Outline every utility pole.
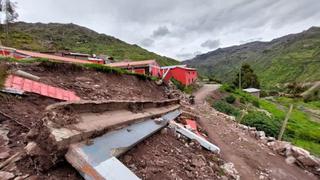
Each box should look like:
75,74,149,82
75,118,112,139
278,104,293,141
239,65,242,89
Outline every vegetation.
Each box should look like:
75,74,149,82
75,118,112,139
215,85,320,156
185,27,320,89
0,63,8,89
212,100,240,117
0,22,179,66
242,111,281,138
233,64,260,89
225,95,236,104
170,78,197,94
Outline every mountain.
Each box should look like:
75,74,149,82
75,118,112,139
0,22,179,66
184,27,320,88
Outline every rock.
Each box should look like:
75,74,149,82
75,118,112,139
0,151,10,159
238,124,249,130
296,155,320,167
285,156,296,165
256,131,266,139
266,137,276,142
0,171,15,180
160,128,168,134
268,141,291,155
220,162,240,180
24,142,46,156
248,127,256,131
229,116,236,121
191,155,206,167
291,146,310,158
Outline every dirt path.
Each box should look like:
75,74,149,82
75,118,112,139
193,84,220,104
189,85,317,180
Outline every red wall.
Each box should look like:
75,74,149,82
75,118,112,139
133,68,146,75
163,67,197,86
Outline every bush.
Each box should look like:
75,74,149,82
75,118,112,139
0,64,8,89
212,100,240,117
242,111,280,137
220,84,235,93
225,95,236,104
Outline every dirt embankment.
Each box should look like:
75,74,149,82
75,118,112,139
0,61,170,179
120,130,230,180
8,62,168,101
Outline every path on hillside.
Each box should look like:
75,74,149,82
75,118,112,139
188,84,317,180
193,84,220,104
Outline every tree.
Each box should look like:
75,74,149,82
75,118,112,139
0,0,18,43
233,63,260,89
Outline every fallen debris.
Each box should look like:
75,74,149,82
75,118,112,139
66,110,180,179
169,121,220,153
120,131,230,179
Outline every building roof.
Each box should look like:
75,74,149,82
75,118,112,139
160,65,187,69
16,49,92,64
243,88,261,93
107,60,158,68
175,66,197,71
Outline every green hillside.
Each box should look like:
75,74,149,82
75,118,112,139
184,27,320,89
0,22,179,66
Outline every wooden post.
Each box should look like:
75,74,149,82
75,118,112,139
278,104,293,141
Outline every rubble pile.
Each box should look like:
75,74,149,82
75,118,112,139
235,123,320,176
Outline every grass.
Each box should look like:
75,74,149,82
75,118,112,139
217,85,320,156
1,22,180,66
0,64,8,89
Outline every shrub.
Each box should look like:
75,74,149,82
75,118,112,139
220,84,235,93
242,111,280,137
212,100,240,117
0,64,8,89
225,95,236,104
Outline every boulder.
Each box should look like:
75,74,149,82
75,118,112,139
221,162,240,180
267,141,291,155
291,146,310,158
256,131,266,139
285,156,296,165
296,155,320,168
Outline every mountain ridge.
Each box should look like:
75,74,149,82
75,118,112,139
0,22,179,66
184,26,320,88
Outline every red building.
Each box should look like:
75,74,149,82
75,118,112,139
107,60,160,76
162,66,197,86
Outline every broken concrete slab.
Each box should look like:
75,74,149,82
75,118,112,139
169,121,220,153
66,110,180,180
46,99,180,150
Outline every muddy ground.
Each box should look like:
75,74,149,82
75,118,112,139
120,130,230,180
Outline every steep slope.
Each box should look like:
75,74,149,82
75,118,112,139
0,22,179,66
185,27,320,88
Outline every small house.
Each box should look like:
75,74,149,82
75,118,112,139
243,88,261,98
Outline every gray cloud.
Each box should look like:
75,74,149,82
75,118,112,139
152,26,170,38
201,39,220,49
15,0,320,60
140,38,154,47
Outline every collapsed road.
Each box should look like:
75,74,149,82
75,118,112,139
0,60,229,179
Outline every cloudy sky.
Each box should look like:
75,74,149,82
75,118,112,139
15,0,320,60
